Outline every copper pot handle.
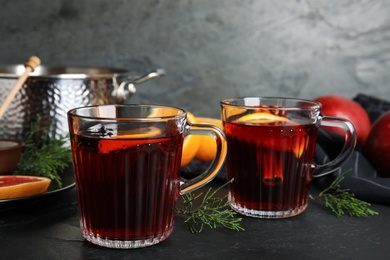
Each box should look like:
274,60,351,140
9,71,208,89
112,69,166,103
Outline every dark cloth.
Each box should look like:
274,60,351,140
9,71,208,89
354,93,390,123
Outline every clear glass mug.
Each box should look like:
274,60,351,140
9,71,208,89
67,104,227,248
220,97,356,219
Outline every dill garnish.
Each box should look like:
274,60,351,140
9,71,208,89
310,169,379,217
176,179,244,233
15,119,72,187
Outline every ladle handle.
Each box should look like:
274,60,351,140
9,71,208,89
0,56,41,119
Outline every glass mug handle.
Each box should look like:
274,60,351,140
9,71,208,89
180,123,227,195
312,116,357,178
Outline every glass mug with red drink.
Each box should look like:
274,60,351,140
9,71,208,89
67,104,227,249
220,97,356,219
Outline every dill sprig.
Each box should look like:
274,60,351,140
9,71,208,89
176,179,244,233
15,119,72,187
310,169,379,217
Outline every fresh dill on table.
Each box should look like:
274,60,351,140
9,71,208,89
310,169,379,217
15,119,72,188
175,179,244,233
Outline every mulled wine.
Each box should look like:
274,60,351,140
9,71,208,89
224,119,318,217
71,127,183,246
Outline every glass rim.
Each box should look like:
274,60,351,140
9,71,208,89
220,97,322,110
67,104,187,121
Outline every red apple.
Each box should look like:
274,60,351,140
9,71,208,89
364,111,390,177
315,95,371,145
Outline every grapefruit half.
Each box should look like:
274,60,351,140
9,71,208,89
0,175,51,200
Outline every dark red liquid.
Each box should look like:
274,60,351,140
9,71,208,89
71,132,183,242
224,120,318,214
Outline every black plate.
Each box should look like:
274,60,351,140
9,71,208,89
0,167,75,209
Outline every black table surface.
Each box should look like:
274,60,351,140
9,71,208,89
1,181,389,260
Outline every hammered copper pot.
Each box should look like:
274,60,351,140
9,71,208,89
0,66,164,139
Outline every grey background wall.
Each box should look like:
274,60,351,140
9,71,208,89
0,0,389,118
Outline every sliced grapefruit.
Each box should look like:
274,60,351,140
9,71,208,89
0,175,51,200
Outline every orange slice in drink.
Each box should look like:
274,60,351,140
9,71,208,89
98,127,163,154
113,127,163,139
234,112,307,158
235,112,290,125
0,175,51,200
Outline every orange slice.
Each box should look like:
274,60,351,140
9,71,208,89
234,112,307,158
147,107,183,118
0,175,51,200
195,117,224,163
181,112,200,167
235,112,290,124
98,127,163,154
113,127,162,139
